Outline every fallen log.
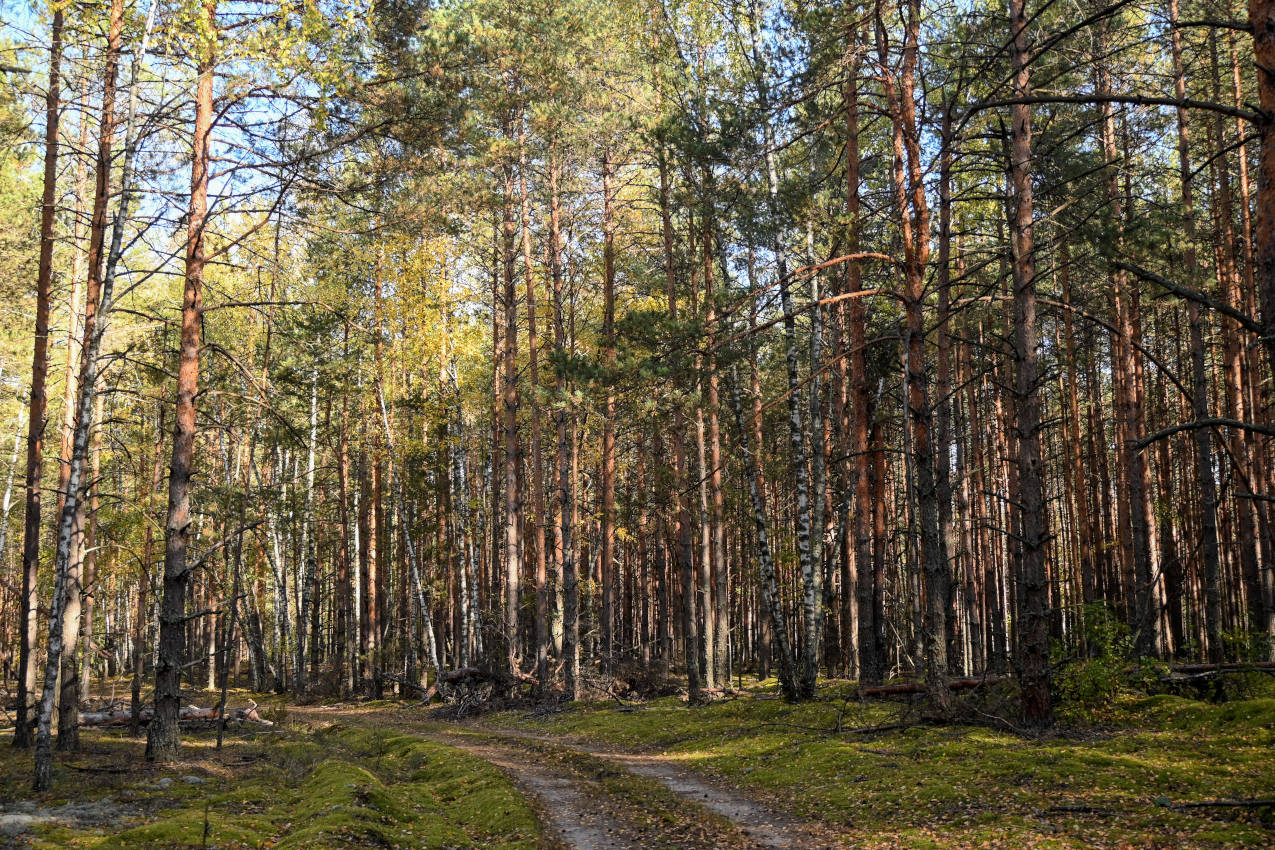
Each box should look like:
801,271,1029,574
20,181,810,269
77,702,272,728
440,666,484,684
1168,661,1275,675
859,676,1008,697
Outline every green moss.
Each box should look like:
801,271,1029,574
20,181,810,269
107,807,273,849
491,688,1275,848
0,719,540,849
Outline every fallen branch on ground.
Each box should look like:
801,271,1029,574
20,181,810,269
1168,661,1275,674
1159,798,1275,810
859,676,1008,697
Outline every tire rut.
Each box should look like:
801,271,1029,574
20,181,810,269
421,728,652,850
291,705,756,849
475,725,841,849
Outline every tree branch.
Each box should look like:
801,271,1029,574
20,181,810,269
1115,261,1265,335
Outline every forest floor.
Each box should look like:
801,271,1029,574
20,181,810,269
479,680,1275,848
0,680,1272,848
0,690,541,849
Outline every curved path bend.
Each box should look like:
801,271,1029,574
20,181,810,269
291,705,841,849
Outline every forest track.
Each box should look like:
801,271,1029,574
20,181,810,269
290,705,841,848
467,723,840,849
414,727,650,850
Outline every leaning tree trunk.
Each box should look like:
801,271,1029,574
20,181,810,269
15,2,62,752
146,0,213,763
377,385,443,684
34,0,157,790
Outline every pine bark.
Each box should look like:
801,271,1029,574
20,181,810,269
1007,0,1052,725
15,2,63,752
146,0,214,762
36,0,156,789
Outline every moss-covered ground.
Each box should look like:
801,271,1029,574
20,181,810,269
488,681,1275,848
291,704,759,847
0,692,540,849
5,679,1272,848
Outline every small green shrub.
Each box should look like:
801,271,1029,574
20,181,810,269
1223,628,1272,663
1054,603,1167,722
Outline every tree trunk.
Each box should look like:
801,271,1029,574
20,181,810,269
729,368,798,698
879,0,947,707
35,0,157,789
549,143,578,699
293,372,317,694
1169,0,1224,662
601,149,618,675
762,105,819,701
336,331,353,692
1006,0,1052,726
145,0,213,763
518,117,550,689
501,164,523,678
15,2,63,752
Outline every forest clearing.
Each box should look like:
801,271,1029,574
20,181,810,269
1,0,1275,845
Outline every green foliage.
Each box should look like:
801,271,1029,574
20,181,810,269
1223,629,1273,664
1053,604,1168,723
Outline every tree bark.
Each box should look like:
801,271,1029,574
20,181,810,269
15,1,63,752
549,142,578,699
1170,0,1225,662
1006,0,1052,726
879,0,948,707
729,367,797,698
501,162,523,678
601,149,618,675
146,0,214,763
658,147,701,699
518,117,550,689
35,0,157,789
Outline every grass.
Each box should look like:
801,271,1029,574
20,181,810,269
0,693,541,849
488,679,1275,848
